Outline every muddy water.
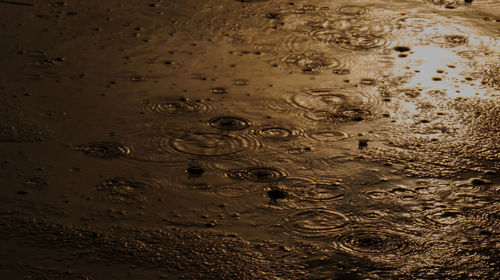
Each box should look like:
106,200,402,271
0,0,498,279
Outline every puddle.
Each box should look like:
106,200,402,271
0,0,498,279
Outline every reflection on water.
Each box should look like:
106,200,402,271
0,0,498,279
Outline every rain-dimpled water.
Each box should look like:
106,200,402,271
0,0,498,279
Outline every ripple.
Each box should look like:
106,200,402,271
40,110,67,119
127,126,258,162
291,4,319,15
24,177,48,188
253,125,300,142
258,97,344,122
212,183,255,199
210,87,229,94
335,5,367,16
205,157,262,173
236,0,269,2
208,116,251,130
283,52,340,74
291,92,348,111
308,130,349,142
170,132,250,157
308,18,392,50
421,208,469,227
326,106,374,122
394,16,437,34
285,209,349,239
288,180,349,203
225,167,287,182
334,33,387,50
353,209,388,223
449,192,494,209
359,189,389,200
335,229,409,256
141,97,211,115
232,79,249,86
427,0,461,8
76,141,132,159
304,88,343,96
125,136,184,164
267,178,349,210
97,177,147,204
430,35,468,47
293,87,381,123
332,68,350,75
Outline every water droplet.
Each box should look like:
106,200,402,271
142,98,211,115
285,209,349,239
309,130,349,142
210,87,228,94
170,132,247,157
336,229,409,255
209,116,251,130
76,142,132,159
226,167,287,182
186,166,204,176
393,46,411,52
213,184,254,198
267,189,289,201
254,126,299,141
336,5,367,16
97,177,147,204
232,79,249,86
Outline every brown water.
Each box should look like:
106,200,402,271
0,0,499,279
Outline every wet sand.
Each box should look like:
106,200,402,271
0,0,499,279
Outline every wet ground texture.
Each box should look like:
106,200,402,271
0,0,499,279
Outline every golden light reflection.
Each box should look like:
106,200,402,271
393,45,489,99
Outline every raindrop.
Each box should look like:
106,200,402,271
210,87,228,94
267,189,289,203
393,46,411,52
213,184,255,199
291,92,348,111
232,79,249,86
265,12,282,20
360,78,376,85
469,178,492,186
353,209,388,223
285,209,349,239
336,229,409,255
41,110,67,119
335,5,367,16
309,130,349,142
288,180,348,203
334,33,387,51
421,208,469,227
97,177,147,204
205,157,262,173
208,116,251,131
359,189,388,200
186,166,204,176
254,126,299,141
236,0,269,2
308,18,392,51
226,167,287,182
24,177,47,188
170,132,248,157
76,141,132,159
283,52,340,74
430,34,468,47
332,69,350,75
142,98,211,115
